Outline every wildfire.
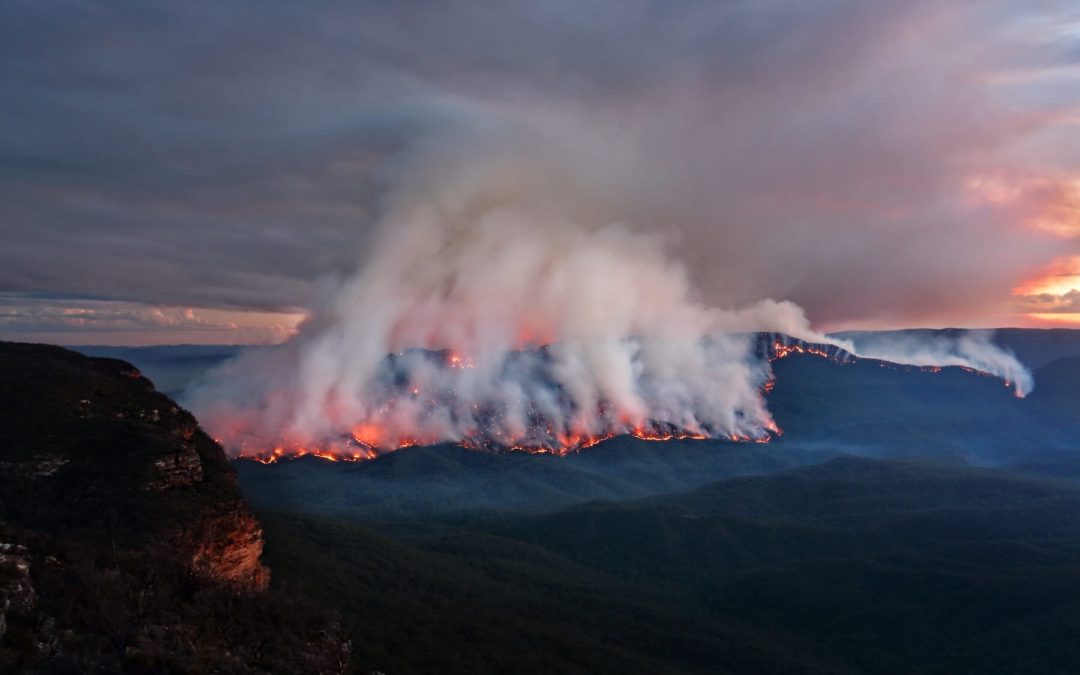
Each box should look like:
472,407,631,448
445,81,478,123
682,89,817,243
234,335,849,465
350,423,385,449
235,418,774,464
630,426,707,443
446,351,476,369
768,338,844,362
238,439,380,465
771,336,1024,394
233,333,1020,465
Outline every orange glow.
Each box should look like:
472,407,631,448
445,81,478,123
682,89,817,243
350,423,385,448
236,422,760,464
1027,312,1080,325
238,439,380,464
1013,256,1080,296
1016,278,1079,296
446,351,476,369
630,426,708,442
768,338,845,363
1013,256,1080,326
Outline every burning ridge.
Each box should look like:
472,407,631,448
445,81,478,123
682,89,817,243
763,332,1025,381
239,344,738,464
235,333,981,465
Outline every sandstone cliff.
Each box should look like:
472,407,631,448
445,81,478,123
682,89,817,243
0,342,348,672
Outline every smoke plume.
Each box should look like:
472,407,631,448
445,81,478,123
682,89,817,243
840,331,1033,397
187,123,1032,458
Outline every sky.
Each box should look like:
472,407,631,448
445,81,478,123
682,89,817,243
2,0,1079,346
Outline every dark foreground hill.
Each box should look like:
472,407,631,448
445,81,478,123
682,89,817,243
0,342,349,673
261,456,1080,675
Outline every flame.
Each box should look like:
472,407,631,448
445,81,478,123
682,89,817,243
630,426,707,443
233,334,1015,464
236,421,768,464
233,337,820,464
769,339,838,362
446,351,476,369
350,423,384,449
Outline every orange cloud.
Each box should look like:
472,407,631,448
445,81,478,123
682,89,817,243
1014,256,1080,296
0,295,308,346
1013,256,1080,325
1026,312,1080,325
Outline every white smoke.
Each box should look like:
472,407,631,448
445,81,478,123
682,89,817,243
186,122,1032,457
840,331,1033,397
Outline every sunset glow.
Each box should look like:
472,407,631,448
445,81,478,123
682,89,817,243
1027,313,1080,325
1012,255,1080,325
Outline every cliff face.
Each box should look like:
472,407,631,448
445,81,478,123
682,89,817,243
0,342,347,672
0,341,270,591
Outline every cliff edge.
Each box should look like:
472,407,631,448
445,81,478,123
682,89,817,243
0,342,348,672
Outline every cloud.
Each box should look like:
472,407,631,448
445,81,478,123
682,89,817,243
1,0,1079,339
0,293,302,345
1016,289,1080,313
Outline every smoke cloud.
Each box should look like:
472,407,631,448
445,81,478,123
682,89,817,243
187,128,1032,457
840,331,1033,396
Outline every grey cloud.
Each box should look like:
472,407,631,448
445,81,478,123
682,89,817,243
0,293,299,345
1016,289,1080,313
1,0,1078,338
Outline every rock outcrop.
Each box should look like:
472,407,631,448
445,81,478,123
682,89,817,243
0,543,34,643
0,342,348,672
